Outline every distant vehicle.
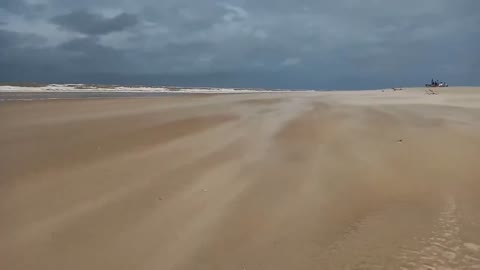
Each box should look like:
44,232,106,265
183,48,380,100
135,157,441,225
426,79,448,87
425,82,448,87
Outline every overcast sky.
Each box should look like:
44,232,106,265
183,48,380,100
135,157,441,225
1,0,479,89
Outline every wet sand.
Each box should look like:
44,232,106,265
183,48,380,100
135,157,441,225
1,87,480,270
0,91,188,101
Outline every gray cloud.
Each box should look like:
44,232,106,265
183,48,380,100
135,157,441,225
0,29,46,49
52,36,138,76
0,0,479,89
0,0,28,13
0,0,48,18
51,10,139,35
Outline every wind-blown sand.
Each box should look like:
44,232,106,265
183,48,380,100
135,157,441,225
1,87,480,270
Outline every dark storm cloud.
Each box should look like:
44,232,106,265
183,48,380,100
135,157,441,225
51,10,139,35
0,0,479,88
0,0,47,17
53,37,135,75
0,0,28,13
0,29,46,49
59,36,113,53
60,37,125,65
0,29,67,83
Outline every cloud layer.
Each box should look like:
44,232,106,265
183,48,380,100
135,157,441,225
1,0,479,89
51,10,139,35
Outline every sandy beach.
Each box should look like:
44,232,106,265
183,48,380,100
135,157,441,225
1,87,480,270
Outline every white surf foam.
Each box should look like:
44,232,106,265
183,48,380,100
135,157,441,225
0,84,309,94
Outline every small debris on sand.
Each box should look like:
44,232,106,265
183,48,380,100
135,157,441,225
464,243,480,252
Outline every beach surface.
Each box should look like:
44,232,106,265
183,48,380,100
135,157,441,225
1,87,480,270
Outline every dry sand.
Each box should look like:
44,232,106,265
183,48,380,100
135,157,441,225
1,87,480,270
